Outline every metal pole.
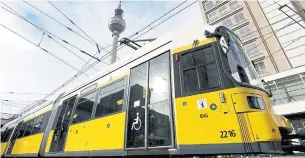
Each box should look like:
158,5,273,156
273,81,284,104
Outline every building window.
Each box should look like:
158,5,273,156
239,26,251,37
234,12,245,23
219,4,227,15
247,96,265,110
222,18,233,27
254,61,267,75
229,1,239,9
207,10,217,22
244,42,258,56
204,1,214,11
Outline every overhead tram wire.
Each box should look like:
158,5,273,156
245,15,304,61
47,1,108,53
66,0,190,72
0,4,102,73
0,92,48,95
0,24,90,77
23,1,92,45
24,1,197,109
0,2,101,62
68,0,191,74
0,99,38,103
46,34,99,71
238,13,300,42
23,1,108,53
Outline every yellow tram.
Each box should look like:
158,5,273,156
0,24,295,157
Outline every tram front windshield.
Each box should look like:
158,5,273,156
225,31,259,84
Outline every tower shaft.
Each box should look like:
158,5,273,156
110,30,119,64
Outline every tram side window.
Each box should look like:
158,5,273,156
182,46,219,93
1,130,7,142
32,114,45,134
23,119,34,137
17,122,26,139
72,90,96,124
4,129,13,142
2,130,9,142
95,79,125,118
247,96,265,110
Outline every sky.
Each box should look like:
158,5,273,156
0,0,202,116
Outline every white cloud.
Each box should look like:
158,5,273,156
0,1,201,114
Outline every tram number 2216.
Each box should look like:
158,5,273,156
220,130,236,138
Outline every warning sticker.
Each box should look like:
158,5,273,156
197,99,207,109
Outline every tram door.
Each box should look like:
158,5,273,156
49,96,76,153
126,52,173,149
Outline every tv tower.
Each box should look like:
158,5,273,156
108,1,126,64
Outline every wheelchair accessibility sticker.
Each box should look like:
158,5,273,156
131,112,141,131
197,99,207,109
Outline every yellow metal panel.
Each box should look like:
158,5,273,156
64,121,87,152
248,112,282,142
86,112,125,151
174,89,243,145
231,89,283,143
45,130,54,152
172,38,216,54
11,133,44,155
1,142,7,155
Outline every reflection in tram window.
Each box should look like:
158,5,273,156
148,53,171,147
127,62,147,148
95,79,125,118
72,91,96,124
17,122,26,138
31,114,45,134
23,120,33,137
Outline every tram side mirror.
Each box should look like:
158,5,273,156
261,79,273,98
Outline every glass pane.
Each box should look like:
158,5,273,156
50,101,68,152
126,62,147,148
257,97,265,110
95,79,126,118
148,53,171,147
183,68,198,93
198,63,219,90
1,131,7,142
182,53,194,68
72,91,96,124
247,96,260,109
100,79,125,94
95,89,124,118
193,47,215,65
17,122,26,139
4,129,13,142
56,96,77,152
23,120,33,137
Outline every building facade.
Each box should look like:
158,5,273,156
199,0,305,77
